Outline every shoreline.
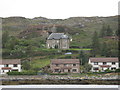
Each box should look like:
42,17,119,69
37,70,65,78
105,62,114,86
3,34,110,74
1,78,120,85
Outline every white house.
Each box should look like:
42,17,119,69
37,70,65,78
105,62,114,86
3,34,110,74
0,59,22,74
89,57,119,72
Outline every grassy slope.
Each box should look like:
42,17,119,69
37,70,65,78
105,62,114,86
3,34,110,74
2,16,118,51
31,59,50,69
2,16,118,68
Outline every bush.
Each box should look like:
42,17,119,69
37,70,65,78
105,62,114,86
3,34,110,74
7,71,21,75
92,72,106,74
7,71,37,75
115,68,120,72
105,69,113,73
49,73,68,75
87,71,112,75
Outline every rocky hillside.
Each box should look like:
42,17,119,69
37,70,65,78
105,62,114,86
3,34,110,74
2,16,118,47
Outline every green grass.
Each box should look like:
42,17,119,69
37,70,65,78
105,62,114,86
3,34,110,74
57,54,79,59
31,59,50,69
69,48,92,51
71,72,119,78
70,34,92,47
34,48,59,52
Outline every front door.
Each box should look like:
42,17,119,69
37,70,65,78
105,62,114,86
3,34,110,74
68,69,70,73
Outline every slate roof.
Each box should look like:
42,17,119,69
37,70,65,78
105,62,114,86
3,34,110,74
47,33,69,40
0,59,21,64
51,59,80,64
89,57,118,62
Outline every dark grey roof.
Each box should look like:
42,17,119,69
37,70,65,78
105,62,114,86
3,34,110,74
48,33,69,40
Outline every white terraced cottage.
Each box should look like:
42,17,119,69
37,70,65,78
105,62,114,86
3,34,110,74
0,59,22,74
89,57,119,72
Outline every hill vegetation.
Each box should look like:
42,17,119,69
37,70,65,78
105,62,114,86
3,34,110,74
2,16,118,73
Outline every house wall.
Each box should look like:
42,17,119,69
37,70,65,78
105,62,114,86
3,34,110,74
50,63,80,73
89,59,119,72
60,39,69,49
46,39,60,49
46,38,70,49
0,64,22,74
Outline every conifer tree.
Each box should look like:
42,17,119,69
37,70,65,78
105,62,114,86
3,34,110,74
100,42,108,56
79,51,88,65
2,31,9,48
79,51,84,65
106,25,113,36
115,29,118,36
99,25,106,37
91,31,100,56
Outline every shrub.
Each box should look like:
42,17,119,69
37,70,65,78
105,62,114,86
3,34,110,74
115,68,120,72
105,69,113,73
7,71,37,75
49,73,68,75
7,71,21,75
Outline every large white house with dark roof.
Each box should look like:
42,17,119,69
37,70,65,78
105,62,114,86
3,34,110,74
0,59,22,74
46,33,71,49
89,57,119,72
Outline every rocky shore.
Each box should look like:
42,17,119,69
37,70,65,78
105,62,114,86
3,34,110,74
0,75,119,80
1,75,120,85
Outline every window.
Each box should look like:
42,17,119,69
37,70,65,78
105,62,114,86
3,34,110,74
94,62,98,65
4,64,9,67
12,69,18,71
64,64,67,66
57,41,59,43
55,69,60,72
103,62,107,65
55,64,59,67
111,67,116,70
112,62,116,65
13,64,18,67
63,44,67,47
93,67,99,70
73,64,76,66
68,69,71,72
72,69,77,72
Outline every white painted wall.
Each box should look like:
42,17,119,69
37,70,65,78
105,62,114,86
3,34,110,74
89,59,119,72
0,64,22,74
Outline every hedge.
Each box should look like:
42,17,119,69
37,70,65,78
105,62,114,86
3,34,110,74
115,69,120,72
7,71,37,75
49,73,68,75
